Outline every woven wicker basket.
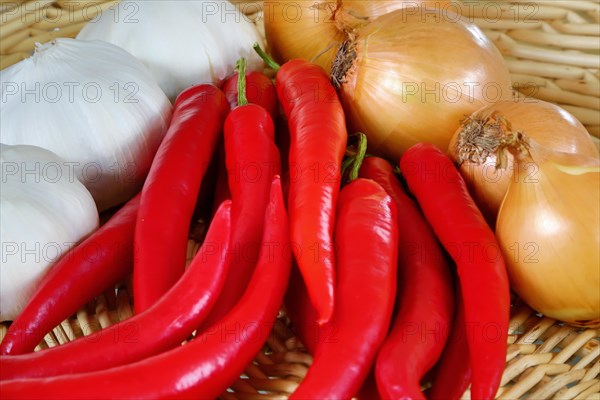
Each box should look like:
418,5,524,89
1,1,599,399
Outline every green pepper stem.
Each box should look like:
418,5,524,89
253,42,281,71
341,156,356,179
348,133,368,182
236,58,248,107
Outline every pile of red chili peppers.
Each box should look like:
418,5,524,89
0,47,510,400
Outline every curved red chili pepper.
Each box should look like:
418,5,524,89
0,177,290,399
255,44,347,324
212,70,278,216
0,201,232,381
133,84,229,313
0,194,140,356
358,156,455,399
204,59,282,324
290,178,397,399
429,289,472,400
400,143,509,399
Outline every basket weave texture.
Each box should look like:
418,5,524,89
0,1,599,399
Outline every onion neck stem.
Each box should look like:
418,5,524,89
331,39,357,90
456,112,532,169
253,43,280,71
236,58,248,107
497,131,531,169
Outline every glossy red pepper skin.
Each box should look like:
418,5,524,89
284,263,321,355
222,70,278,120
204,103,281,324
0,201,232,381
0,177,291,400
213,71,279,216
400,143,510,399
290,178,398,399
133,84,229,313
429,289,472,400
275,115,292,203
358,157,455,399
0,194,140,356
211,143,231,216
276,59,347,324
204,67,282,324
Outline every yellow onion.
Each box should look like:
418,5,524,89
333,7,513,160
495,135,600,327
448,99,599,225
264,0,450,73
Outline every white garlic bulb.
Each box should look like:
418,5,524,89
0,38,172,211
0,144,99,321
77,0,266,101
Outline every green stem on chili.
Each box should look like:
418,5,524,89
348,133,367,182
253,43,281,71
236,58,248,107
201,58,282,325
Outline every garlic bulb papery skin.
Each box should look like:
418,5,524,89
0,144,99,322
77,0,266,102
496,140,600,328
0,38,172,211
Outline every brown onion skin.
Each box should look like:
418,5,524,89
264,0,450,73
336,7,513,162
449,99,599,226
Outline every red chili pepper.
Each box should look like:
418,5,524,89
214,64,279,217
285,273,383,400
255,44,347,324
133,84,229,313
429,289,472,400
355,370,381,400
203,59,282,324
400,143,509,399
0,177,290,399
0,194,140,356
284,262,321,355
0,201,232,381
192,145,221,223
222,68,278,120
275,115,292,203
211,143,231,216
357,156,455,399
290,178,398,399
